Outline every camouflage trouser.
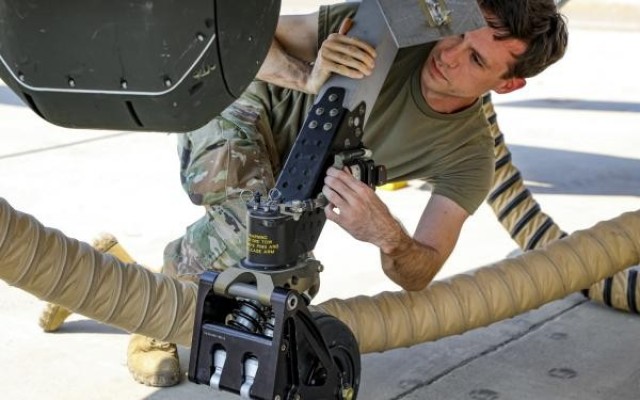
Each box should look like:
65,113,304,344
163,84,281,281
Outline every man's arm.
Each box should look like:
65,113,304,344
322,167,467,291
256,13,376,94
379,194,467,291
255,13,319,92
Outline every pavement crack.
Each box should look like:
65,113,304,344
389,297,589,400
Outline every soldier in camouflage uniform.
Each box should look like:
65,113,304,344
163,89,280,282
125,86,291,387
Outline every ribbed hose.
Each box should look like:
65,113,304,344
0,197,198,347
481,93,640,313
315,209,640,353
3,197,639,354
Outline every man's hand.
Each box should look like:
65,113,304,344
304,18,377,94
322,167,470,292
322,167,402,251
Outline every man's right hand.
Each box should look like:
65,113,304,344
304,18,377,94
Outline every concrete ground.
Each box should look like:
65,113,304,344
1,0,639,399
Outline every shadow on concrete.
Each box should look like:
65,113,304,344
51,319,127,335
417,145,640,197
0,85,24,107
496,98,640,113
509,145,640,196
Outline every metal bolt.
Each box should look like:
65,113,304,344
68,78,76,88
121,80,128,89
308,120,318,129
248,35,253,42
196,32,205,41
18,73,25,81
315,107,324,116
353,116,361,127
328,93,338,102
164,78,172,87
280,343,287,352
274,396,281,400
323,122,333,131
329,108,339,117
286,294,298,311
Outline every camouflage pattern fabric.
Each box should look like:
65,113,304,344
163,86,282,280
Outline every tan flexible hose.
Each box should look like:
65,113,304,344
315,209,640,353
482,93,640,314
0,197,198,346
2,197,639,353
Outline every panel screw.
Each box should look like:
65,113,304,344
68,78,76,88
308,120,318,129
121,80,128,89
323,122,333,131
164,78,172,87
328,93,338,102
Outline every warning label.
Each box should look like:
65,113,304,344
248,233,279,255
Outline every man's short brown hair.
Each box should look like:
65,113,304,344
478,0,569,78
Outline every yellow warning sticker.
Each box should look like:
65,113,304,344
248,233,280,255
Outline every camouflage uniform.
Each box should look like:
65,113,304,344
163,83,284,280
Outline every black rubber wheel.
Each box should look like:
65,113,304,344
310,312,361,399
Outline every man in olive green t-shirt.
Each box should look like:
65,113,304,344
176,0,568,292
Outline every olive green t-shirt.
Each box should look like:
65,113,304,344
246,2,494,215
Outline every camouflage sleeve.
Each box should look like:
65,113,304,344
177,89,279,206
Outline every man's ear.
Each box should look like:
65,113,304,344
493,77,526,94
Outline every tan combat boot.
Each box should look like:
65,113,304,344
39,303,73,332
127,334,181,387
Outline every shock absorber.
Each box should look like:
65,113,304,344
226,299,269,334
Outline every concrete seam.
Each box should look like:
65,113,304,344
0,132,131,160
389,297,589,400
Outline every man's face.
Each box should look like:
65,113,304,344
421,24,527,111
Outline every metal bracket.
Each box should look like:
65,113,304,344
422,0,452,27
